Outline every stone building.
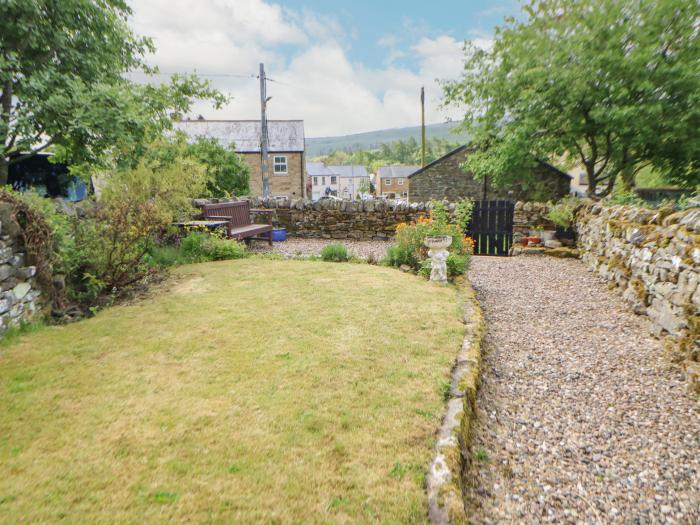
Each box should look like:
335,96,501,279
408,145,571,203
376,165,420,200
174,119,306,200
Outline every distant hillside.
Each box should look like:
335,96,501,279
305,122,468,157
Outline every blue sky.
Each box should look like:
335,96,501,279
131,0,522,136
278,0,518,68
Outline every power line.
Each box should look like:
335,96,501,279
125,71,257,79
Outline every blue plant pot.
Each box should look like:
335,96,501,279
271,228,287,242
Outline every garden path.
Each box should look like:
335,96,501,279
466,255,699,524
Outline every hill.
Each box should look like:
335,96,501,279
305,122,468,157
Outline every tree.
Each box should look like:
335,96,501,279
183,136,250,197
0,0,227,184
357,178,371,196
443,0,700,197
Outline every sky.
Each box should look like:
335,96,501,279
129,0,521,137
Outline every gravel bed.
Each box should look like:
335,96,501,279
248,237,393,261
466,255,700,524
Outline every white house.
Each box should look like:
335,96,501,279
328,165,370,200
307,161,338,200
306,162,370,200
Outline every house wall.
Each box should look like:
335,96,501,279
339,177,369,200
378,177,409,199
310,175,338,200
409,148,571,203
242,151,305,199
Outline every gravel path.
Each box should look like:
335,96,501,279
466,256,700,524
248,237,392,261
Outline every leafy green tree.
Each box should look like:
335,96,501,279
0,0,227,184
186,136,250,197
443,0,700,197
320,137,461,174
141,133,249,198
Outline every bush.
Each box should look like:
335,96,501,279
547,196,578,228
180,231,247,263
384,199,475,280
320,243,349,262
384,243,418,268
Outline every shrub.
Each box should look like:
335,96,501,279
385,199,474,280
547,196,578,229
447,254,470,276
384,243,418,268
180,231,247,263
320,243,349,262
453,199,474,231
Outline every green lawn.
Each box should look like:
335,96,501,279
0,259,463,523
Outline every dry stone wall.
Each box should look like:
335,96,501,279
196,197,440,240
512,201,556,243
0,202,46,331
576,203,700,391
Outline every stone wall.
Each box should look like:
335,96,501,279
576,203,699,391
197,197,439,240
512,201,556,243
408,146,572,204
0,202,46,331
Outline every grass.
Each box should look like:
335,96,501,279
0,259,463,523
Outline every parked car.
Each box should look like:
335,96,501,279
317,195,342,202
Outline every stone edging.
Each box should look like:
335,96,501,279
426,278,485,524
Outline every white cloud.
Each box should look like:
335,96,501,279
130,0,471,136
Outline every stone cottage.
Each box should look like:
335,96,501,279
408,145,572,203
173,119,306,200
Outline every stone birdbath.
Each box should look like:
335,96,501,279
424,235,452,284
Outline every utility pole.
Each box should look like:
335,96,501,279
420,86,426,167
259,63,270,199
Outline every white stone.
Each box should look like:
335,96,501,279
12,282,31,300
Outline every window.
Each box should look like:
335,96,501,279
385,178,391,186
313,176,318,186
322,176,326,185
397,178,404,185
273,155,288,175
331,176,337,185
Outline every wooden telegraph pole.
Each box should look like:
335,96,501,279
260,63,270,199
421,86,426,167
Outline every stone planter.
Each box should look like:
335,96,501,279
541,230,557,242
424,236,452,284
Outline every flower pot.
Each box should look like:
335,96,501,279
541,230,557,242
271,228,287,242
424,235,452,250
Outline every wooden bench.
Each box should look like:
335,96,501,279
203,201,274,245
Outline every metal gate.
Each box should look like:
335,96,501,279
467,200,514,256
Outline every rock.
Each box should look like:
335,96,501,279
0,264,13,281
544,240,563,249
399,264,413,273
14,266,36,279
12,282,31,301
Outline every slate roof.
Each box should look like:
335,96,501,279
377,165,421,178
326,165,369,178
306,161,335,176
173,120,305,153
